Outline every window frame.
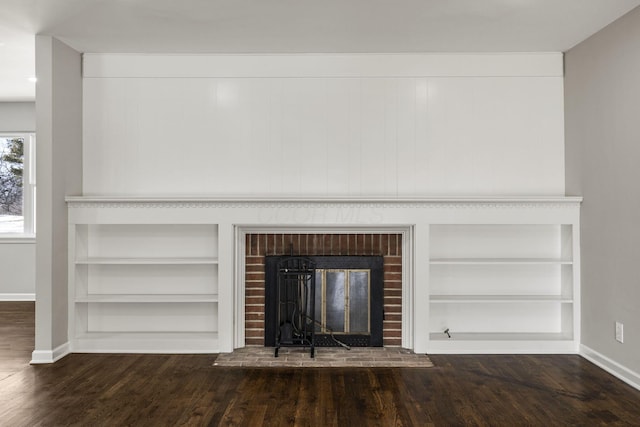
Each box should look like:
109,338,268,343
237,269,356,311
0,132,36,239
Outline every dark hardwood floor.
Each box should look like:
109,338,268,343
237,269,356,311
2,302,640,426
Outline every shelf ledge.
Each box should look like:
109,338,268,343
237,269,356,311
430,295,573,303
430,258,572,265
75,257,219,265
75,294,218,303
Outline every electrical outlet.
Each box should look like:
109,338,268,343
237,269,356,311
615,321,624,343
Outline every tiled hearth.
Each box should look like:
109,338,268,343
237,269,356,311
214,347,433,368
244,233,403,347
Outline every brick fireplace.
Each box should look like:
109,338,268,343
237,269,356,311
244,233,403,347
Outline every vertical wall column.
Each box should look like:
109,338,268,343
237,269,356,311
32,36,83,364
217,222,235,352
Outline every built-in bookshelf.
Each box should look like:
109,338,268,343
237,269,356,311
427,224,579,353
69,222,220,353
66,196,581,355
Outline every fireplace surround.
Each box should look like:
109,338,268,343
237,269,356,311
245,233,403,347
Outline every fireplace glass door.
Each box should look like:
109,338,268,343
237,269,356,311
315,269,370,335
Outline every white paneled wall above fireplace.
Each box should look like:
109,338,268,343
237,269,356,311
82,53,565,197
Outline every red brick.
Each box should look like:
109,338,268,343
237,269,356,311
245,272,265,281
384,313,402,322
348,234,356,255
322,234,330,255
245,312,265,321
246,296,265,305
384,272,402,280
291,234,301,255
274,234,283,255
245,338,264,346
384,255,402,265
384,264,402,273
383,330,402,338
246,264,264,273
245,329,264,338
245,321,264,329
384,304,402,313
386,234,395,256
372,234,381,255
245,288,265,297
380,234,389,255
246,256,264,265
259,234,267,256
384,289,402,298
356,234,365,255
266,234,275,255
339,234,348,254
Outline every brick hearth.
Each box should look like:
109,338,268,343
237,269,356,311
245,233,402,347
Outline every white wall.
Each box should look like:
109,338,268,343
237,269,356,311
0,101,36,299
33,36,83,363
565,6,640,384
82,54,565,197
0,102,35,132
0,242,35,299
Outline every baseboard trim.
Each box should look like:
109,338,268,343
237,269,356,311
30,342,70,364
0,293,35,301
580,344,640,391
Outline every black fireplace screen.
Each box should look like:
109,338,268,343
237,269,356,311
315,269,370,335
265,256,384,348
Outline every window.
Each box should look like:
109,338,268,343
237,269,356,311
0,133,35,236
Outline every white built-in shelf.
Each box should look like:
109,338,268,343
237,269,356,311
76,331,218,340
429,258,572,265
428,332,574,342
75,257,219,265
75,294,219,303
73,331,219,353
427,220,579,354
430,295,573,303
68,217,220,354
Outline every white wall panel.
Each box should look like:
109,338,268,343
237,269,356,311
83,53,563,78
83,54,565,197
0,242,35,296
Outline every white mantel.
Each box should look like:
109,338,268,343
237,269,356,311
66,196,581,355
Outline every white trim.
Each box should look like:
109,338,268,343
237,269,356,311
67,196,583,204
30,342,70,364
234,225,246,349
0,236,36,243
0,293,35,301
83,53,563,79
580,344,640,391
0,132,36,237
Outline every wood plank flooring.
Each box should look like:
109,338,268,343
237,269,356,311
2,302,640,426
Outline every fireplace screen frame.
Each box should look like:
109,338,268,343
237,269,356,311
265,255,384,347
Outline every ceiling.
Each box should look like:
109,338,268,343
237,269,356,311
1,0,639,101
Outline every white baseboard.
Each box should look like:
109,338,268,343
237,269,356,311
0,293,35,301
580,344,640,391
30,342,70,364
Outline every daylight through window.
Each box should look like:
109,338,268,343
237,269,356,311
0,134,35,235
